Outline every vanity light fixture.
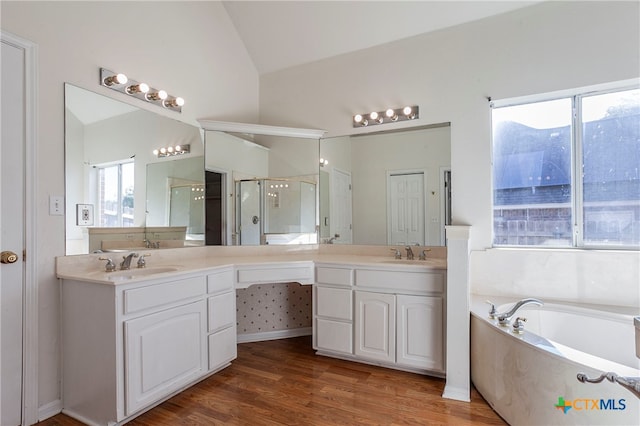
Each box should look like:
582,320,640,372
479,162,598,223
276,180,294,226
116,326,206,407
319,158,329,167
152,144,190,158
353,105,419,127
100,68,184,113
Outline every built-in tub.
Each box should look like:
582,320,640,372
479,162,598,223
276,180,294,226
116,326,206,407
471,297,639,425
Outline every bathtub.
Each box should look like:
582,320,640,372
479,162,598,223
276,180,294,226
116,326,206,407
471,296,640,425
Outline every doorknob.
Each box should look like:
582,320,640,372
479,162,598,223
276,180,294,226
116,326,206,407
1,251,18,264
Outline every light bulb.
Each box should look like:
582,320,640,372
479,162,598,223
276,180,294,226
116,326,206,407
160,147,167,154
104,73,128,86
354,114,363,123
126,83,149,94
175,145,181,152
164,96,185,108
403,106,413,116
153,149,159,155
167,146,174,153
370,111,379,120
147,90,168,101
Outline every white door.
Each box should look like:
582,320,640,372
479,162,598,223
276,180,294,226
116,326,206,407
1,38,26,426
388,173,425,245
330,168,352,244
354,291,395,364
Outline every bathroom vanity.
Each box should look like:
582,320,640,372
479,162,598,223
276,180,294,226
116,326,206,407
56,245,447,425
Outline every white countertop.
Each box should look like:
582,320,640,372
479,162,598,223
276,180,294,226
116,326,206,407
56,244,447,285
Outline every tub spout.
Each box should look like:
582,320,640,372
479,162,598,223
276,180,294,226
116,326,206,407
577,372,640,399
497,298,544,326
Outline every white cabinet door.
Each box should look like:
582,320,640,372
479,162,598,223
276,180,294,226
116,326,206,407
125,300,207,415
397,295,443,372
355,291,395,363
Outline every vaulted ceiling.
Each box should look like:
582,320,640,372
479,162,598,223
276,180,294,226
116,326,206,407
222,1,543,74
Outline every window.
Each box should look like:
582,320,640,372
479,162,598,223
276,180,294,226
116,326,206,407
97,162,134,227
492,85,639,248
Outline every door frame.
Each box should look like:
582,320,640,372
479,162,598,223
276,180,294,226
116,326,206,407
1,30,39,425
386,169,428,245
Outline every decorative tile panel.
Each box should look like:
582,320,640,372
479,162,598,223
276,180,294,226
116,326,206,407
236,283,311,334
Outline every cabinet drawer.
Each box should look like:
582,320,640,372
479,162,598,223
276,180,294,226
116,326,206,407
355,269,444,294
124,276,206,315
316,318,353,354
207,268,234,295
208,326,237,371
315,286,352,321
236,264,314,286
316,267,352,286
208,292,236,333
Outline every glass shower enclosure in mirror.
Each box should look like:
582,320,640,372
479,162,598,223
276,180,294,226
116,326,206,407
319,123,451,246
64,84,204,254
237,178,317,245
200,120,324,246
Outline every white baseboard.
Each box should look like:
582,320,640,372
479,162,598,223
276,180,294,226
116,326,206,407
237,327,312,343
38,399,62,422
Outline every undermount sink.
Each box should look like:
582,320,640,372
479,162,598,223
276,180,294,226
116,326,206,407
104,266,180,281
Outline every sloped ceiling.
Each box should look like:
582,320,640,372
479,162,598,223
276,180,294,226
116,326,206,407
222,1,543,74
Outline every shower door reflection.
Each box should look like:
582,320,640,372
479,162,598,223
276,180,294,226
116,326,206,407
236,179,317,245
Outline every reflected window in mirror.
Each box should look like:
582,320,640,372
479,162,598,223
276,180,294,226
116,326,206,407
96,161,135,227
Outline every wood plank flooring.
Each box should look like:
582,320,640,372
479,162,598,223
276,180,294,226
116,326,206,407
37,336,505,425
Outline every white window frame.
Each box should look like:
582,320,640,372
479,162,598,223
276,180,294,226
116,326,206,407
491,79,640,250
95,160,134,227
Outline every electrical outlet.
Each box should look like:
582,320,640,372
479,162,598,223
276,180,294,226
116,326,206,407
49,195,64,216
76,204,94,226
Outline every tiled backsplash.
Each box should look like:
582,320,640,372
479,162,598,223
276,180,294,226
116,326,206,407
236,283,311,334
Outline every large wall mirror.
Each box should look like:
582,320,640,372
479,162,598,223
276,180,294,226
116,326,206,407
319,123,451,246
200,121,323,246
65,84,204,254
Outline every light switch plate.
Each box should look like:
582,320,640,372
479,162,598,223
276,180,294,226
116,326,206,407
76,204,94,226
49,195,64,216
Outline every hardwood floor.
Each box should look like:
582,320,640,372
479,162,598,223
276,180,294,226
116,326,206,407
37,336,505,425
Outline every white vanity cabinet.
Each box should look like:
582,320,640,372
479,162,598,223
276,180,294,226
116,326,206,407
314,264,446,376
313,267,354,355
61,268,235,426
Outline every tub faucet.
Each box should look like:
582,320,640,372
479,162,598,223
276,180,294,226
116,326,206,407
120,252,139,270
497,298,543,325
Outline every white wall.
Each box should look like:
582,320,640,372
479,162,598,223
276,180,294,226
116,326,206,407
259,1,640,306
350,126,450,245
1,0,259,415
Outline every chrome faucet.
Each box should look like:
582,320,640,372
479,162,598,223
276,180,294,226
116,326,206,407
327,234,340,244
137,253,151,268
405,246,414,260
419,248,431,260
497,298,543,325
120,253,139,270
